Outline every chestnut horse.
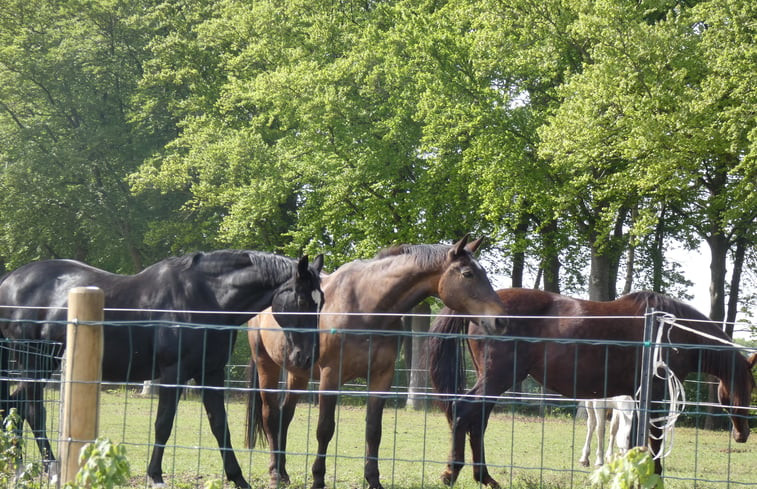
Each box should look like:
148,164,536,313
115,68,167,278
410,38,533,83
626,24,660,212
429,288,757,488
245,235,508,489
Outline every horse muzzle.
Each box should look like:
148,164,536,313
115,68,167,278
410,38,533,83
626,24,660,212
477,316,510,336
287,344,319,370
733,426,749,443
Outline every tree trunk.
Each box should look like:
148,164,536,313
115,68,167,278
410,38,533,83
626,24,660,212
511,215,529,288
541,220,561,293
726,238,745,332
588,249,613,301
707,233,728,322
650,207,666,291
622,243,635,295
512,250,524,288
704,233,729,430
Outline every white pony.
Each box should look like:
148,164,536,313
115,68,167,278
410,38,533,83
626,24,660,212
579,395,635,467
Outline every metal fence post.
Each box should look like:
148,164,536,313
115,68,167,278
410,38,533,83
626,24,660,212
635,307,657,448
60,286,104,485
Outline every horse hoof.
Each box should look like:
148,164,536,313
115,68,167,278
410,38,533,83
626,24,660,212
269,477,289,489
232,477,252,489
440,470,454,486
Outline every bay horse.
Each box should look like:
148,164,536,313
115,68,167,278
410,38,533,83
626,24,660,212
429,288,757,488
245,235,509,489
0,251,324,488
579,395,634,467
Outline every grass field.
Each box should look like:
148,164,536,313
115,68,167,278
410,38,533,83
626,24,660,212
22,388,757,488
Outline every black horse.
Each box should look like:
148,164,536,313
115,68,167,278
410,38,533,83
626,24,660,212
0,250,324,488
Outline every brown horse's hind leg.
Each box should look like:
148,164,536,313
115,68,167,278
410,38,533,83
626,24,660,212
444,344,521,489
255,354,290,487
363,366,394,489
468,402,500,489
441,405,468,487
310,375,339,489
268,373,308,487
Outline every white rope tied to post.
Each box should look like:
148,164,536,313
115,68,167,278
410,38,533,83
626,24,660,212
645,313,686,461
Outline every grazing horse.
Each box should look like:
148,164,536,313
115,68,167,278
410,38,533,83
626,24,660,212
0,251,324,488
579,395,634,467
245,235,509,489
429,288,757,488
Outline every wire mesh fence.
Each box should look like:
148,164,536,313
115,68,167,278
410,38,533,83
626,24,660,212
0,306,755,489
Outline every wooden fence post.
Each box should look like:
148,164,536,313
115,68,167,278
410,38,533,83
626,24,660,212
60,286,104,485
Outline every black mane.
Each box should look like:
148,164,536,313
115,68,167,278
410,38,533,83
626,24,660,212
152,250,296,285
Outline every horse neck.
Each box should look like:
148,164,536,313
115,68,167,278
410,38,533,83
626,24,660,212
206,254,294,313
699,347,743,393
333,259,438,314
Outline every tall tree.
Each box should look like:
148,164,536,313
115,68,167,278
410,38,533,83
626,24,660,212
539,0,755,307
0,0,173,272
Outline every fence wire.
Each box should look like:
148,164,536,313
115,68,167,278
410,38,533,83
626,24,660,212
0,308,755,489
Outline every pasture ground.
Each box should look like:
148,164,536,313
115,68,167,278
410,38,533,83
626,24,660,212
23,388,757,488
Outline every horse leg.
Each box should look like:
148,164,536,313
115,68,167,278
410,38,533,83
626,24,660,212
147,382,184,486
466,397,500,489
24,381,55,466
311,371,339,489
200,371,250,489
444,366,516,489
10,378,57,482
579,401,596,467
606,407,620,461
594,403,607,466
271,373,307,487
256,359,287,487
648,424,663,474
364,366,394,489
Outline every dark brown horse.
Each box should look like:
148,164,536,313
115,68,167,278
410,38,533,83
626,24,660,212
429,288,757,488
245,235,509,489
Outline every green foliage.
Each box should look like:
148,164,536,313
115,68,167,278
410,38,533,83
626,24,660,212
590,447,664,489
0,409,43,489
0,0,179,271
64,438,130,489
203,479,224,489
0,0,754,309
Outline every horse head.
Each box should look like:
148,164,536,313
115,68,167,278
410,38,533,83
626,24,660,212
437,235,508,335
271,254,325,370
717,351,757,443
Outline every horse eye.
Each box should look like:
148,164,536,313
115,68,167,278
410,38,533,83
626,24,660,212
462,268,473,278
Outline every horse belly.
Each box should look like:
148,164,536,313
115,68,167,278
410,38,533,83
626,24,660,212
100,326,156,382
538,344,639,399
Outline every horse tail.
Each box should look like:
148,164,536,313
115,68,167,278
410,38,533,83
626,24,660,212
244,358,267,448
428,307,468,420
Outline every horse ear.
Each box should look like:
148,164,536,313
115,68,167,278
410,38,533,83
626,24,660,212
748,352,757,369
465,236,485,253
311,254,325,274
450,234,470,257
296,255,310,278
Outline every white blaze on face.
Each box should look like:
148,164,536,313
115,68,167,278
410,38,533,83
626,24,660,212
312,290,323,311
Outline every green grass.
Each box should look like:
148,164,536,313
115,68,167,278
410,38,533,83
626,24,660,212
22,388,757,488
